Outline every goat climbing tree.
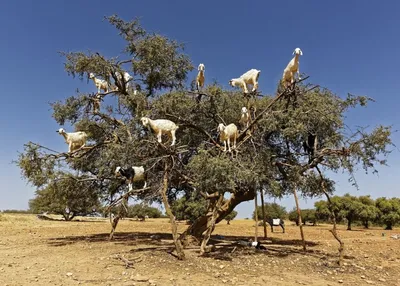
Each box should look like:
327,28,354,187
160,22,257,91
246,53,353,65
17,15,393,262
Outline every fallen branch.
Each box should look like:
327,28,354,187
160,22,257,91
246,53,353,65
114,254,142,268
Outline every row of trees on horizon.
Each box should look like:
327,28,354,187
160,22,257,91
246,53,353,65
252,194,400,230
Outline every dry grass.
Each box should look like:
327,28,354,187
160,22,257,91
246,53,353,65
0,214,399,286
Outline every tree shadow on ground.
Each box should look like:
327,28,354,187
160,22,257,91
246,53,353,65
45,230,342,263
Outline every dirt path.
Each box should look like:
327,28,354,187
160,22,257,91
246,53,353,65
0,214,399,285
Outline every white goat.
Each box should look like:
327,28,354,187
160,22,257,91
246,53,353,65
239,107,251,129
114,71,137,95
196,63,205,91
115,166,147,191
229,69,261,93
89,73,109,94
217,123,238,152
56,128,88,153
282,47,303,87
140,117,179,146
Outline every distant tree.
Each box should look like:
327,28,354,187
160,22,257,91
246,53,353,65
337,194,365,231
28,175,100,221
171,194,207,224
288,208,300,226
314,200,332,223
126,204,162,219
302,209,317,225
253,202,287,221
358,195,379,229
225,210,238,225
288,208,316,225
375,197,400,230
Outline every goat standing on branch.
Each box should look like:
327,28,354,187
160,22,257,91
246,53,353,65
217,123,238,152
140,117,179,146
114,71,137,95
196,63,205,91
282,47,303,88
239,106,250,129
56,128,88,153
229,69,261,94
92,94,102,113
89,72,109,94
115,166,147,191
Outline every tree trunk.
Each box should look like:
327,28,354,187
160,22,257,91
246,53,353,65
109,215,120,240
109,196,128,241
181,189,255,243
293,186,306,251
161,168,185,260
321,187,345,266
347,218,352,231
254,190,258,242
200,195,224,255
385,224,393,230
260,190,267,239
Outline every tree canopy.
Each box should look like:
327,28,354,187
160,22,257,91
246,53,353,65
253,202,287,221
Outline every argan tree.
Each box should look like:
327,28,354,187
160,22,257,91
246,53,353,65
375,197,400,230
28,174,100,221
225,210,238,225
16,15,393,261
253,202,287,221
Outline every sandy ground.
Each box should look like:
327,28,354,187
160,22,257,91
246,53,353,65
0,214,399,286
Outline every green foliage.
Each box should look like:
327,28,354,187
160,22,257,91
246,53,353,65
171,194,207,223
315,194,385,229
107,15,194,96
28,175,100,221
288,208,299,225
253,202,287,221
314,200,335,222
375,197,400,230
288,208,317,225
225,210,238,224
357,195,379,228
126,204,162,218
302,209,317,225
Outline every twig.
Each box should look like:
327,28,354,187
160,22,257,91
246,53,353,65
107,186,151,210
166,113,221,147
237,76,310,142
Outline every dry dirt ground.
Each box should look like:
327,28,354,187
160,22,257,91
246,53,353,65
0,214,400,286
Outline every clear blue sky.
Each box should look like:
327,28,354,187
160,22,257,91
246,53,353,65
1,1,399,218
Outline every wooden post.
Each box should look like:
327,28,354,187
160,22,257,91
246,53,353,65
293,186,306,251
260,190,267,239
254,189,258,242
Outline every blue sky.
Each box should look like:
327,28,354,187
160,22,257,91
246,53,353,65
1,1,399,218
